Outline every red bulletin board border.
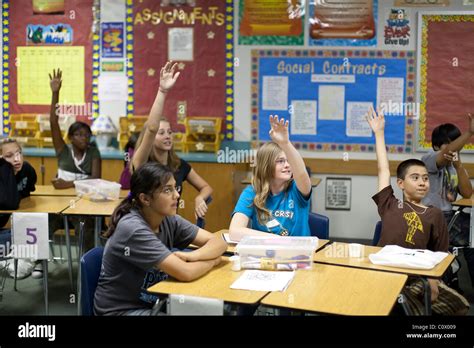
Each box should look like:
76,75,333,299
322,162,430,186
130,0,234,140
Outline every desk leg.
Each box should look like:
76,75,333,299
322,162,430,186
448,209,462,232
399,293,413,316
43,259,49,315
63,215,74,291
77,221,85,316
94,217,101,247
420,277,432,315
13,259,18,291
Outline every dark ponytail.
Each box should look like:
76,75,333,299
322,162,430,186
105,162,174,238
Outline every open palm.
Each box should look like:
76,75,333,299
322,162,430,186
160,61,180,92
49,68,62,93
269,115,289,145
366,106,385,133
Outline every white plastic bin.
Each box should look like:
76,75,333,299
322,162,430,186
236,236,319,271
74,179,121,201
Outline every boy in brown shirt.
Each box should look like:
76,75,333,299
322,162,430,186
366,107,469,315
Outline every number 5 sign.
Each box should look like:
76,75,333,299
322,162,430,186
11,213,49,260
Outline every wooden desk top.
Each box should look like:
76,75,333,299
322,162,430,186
241,175,322,188
207,230,330,254
32,185,129,198
0,196,78,214
313,242,455,278
147,260,269,305
261,263,407,315
62,198,121,216
452,195,473,207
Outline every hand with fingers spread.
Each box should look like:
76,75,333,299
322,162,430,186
269,115,290,146
49,68,62,93
159,61,180,93
366,106,385,134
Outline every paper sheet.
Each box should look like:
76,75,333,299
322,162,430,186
98,75,128,101
222,233,238,245
318,85,345,120
17,46,85,105
290,100,317,135
262,76,288,111
376,77,404,112
168,27,194,61
230,270,295,292
346,102,373,137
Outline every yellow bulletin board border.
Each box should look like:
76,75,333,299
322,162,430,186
92,30,100,118
126,0,134,117
2,0,10,135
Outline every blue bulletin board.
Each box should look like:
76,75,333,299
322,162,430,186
251,50,416,153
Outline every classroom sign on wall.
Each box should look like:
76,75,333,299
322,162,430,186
252,49,416,153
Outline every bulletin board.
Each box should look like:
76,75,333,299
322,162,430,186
416,12,474,151
131,0,235,140
251,49,416,153
2,0,94,135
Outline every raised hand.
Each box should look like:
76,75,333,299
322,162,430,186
269,115,289,146
49,68,62,93
159,61,180,93
366,106,385,134
468,113,474,134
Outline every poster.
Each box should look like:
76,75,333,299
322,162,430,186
101,22,124,58
17,47,85,105
318,85,345,121
309,0,378,47
26,24,73,45
346,102,372,137
383,8,411,47
262,76,288,111
239,0,304,45
290,100,317,135
325,178,351,210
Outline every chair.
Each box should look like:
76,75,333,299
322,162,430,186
80,246,104,316
196,196,212,229
308,212,329,239
372,221,382,246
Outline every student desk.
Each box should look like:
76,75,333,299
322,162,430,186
147,259,269,305
0,195,79,315
261,263,408,315
448,195,473,243
32,185,129,198
313,242,455,315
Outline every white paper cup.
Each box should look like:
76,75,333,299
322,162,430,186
348,243,363,258
230,255,241,271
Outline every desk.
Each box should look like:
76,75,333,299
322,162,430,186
452,195,474,208
241,175,322,188
32,185,129,198
313,242,454,278
261,263,407,315
148,260,269,305
0,195,78,214
0,195,77,315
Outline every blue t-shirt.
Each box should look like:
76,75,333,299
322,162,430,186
233,180,311,236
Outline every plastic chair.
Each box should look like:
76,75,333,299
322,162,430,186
80,246,104,316
372,221,382,246
308,212,329,239
196,196,212,229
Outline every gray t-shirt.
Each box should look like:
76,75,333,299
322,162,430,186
93,209,198,315
421,150,458,212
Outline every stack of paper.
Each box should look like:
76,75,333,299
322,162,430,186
369,245,448,270
230,270,295,292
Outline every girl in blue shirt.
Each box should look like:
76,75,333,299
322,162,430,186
230,115,312,240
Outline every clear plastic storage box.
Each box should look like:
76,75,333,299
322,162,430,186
236,236,319,270
74,179,121,201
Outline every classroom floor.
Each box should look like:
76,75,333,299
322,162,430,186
0,241,473,316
